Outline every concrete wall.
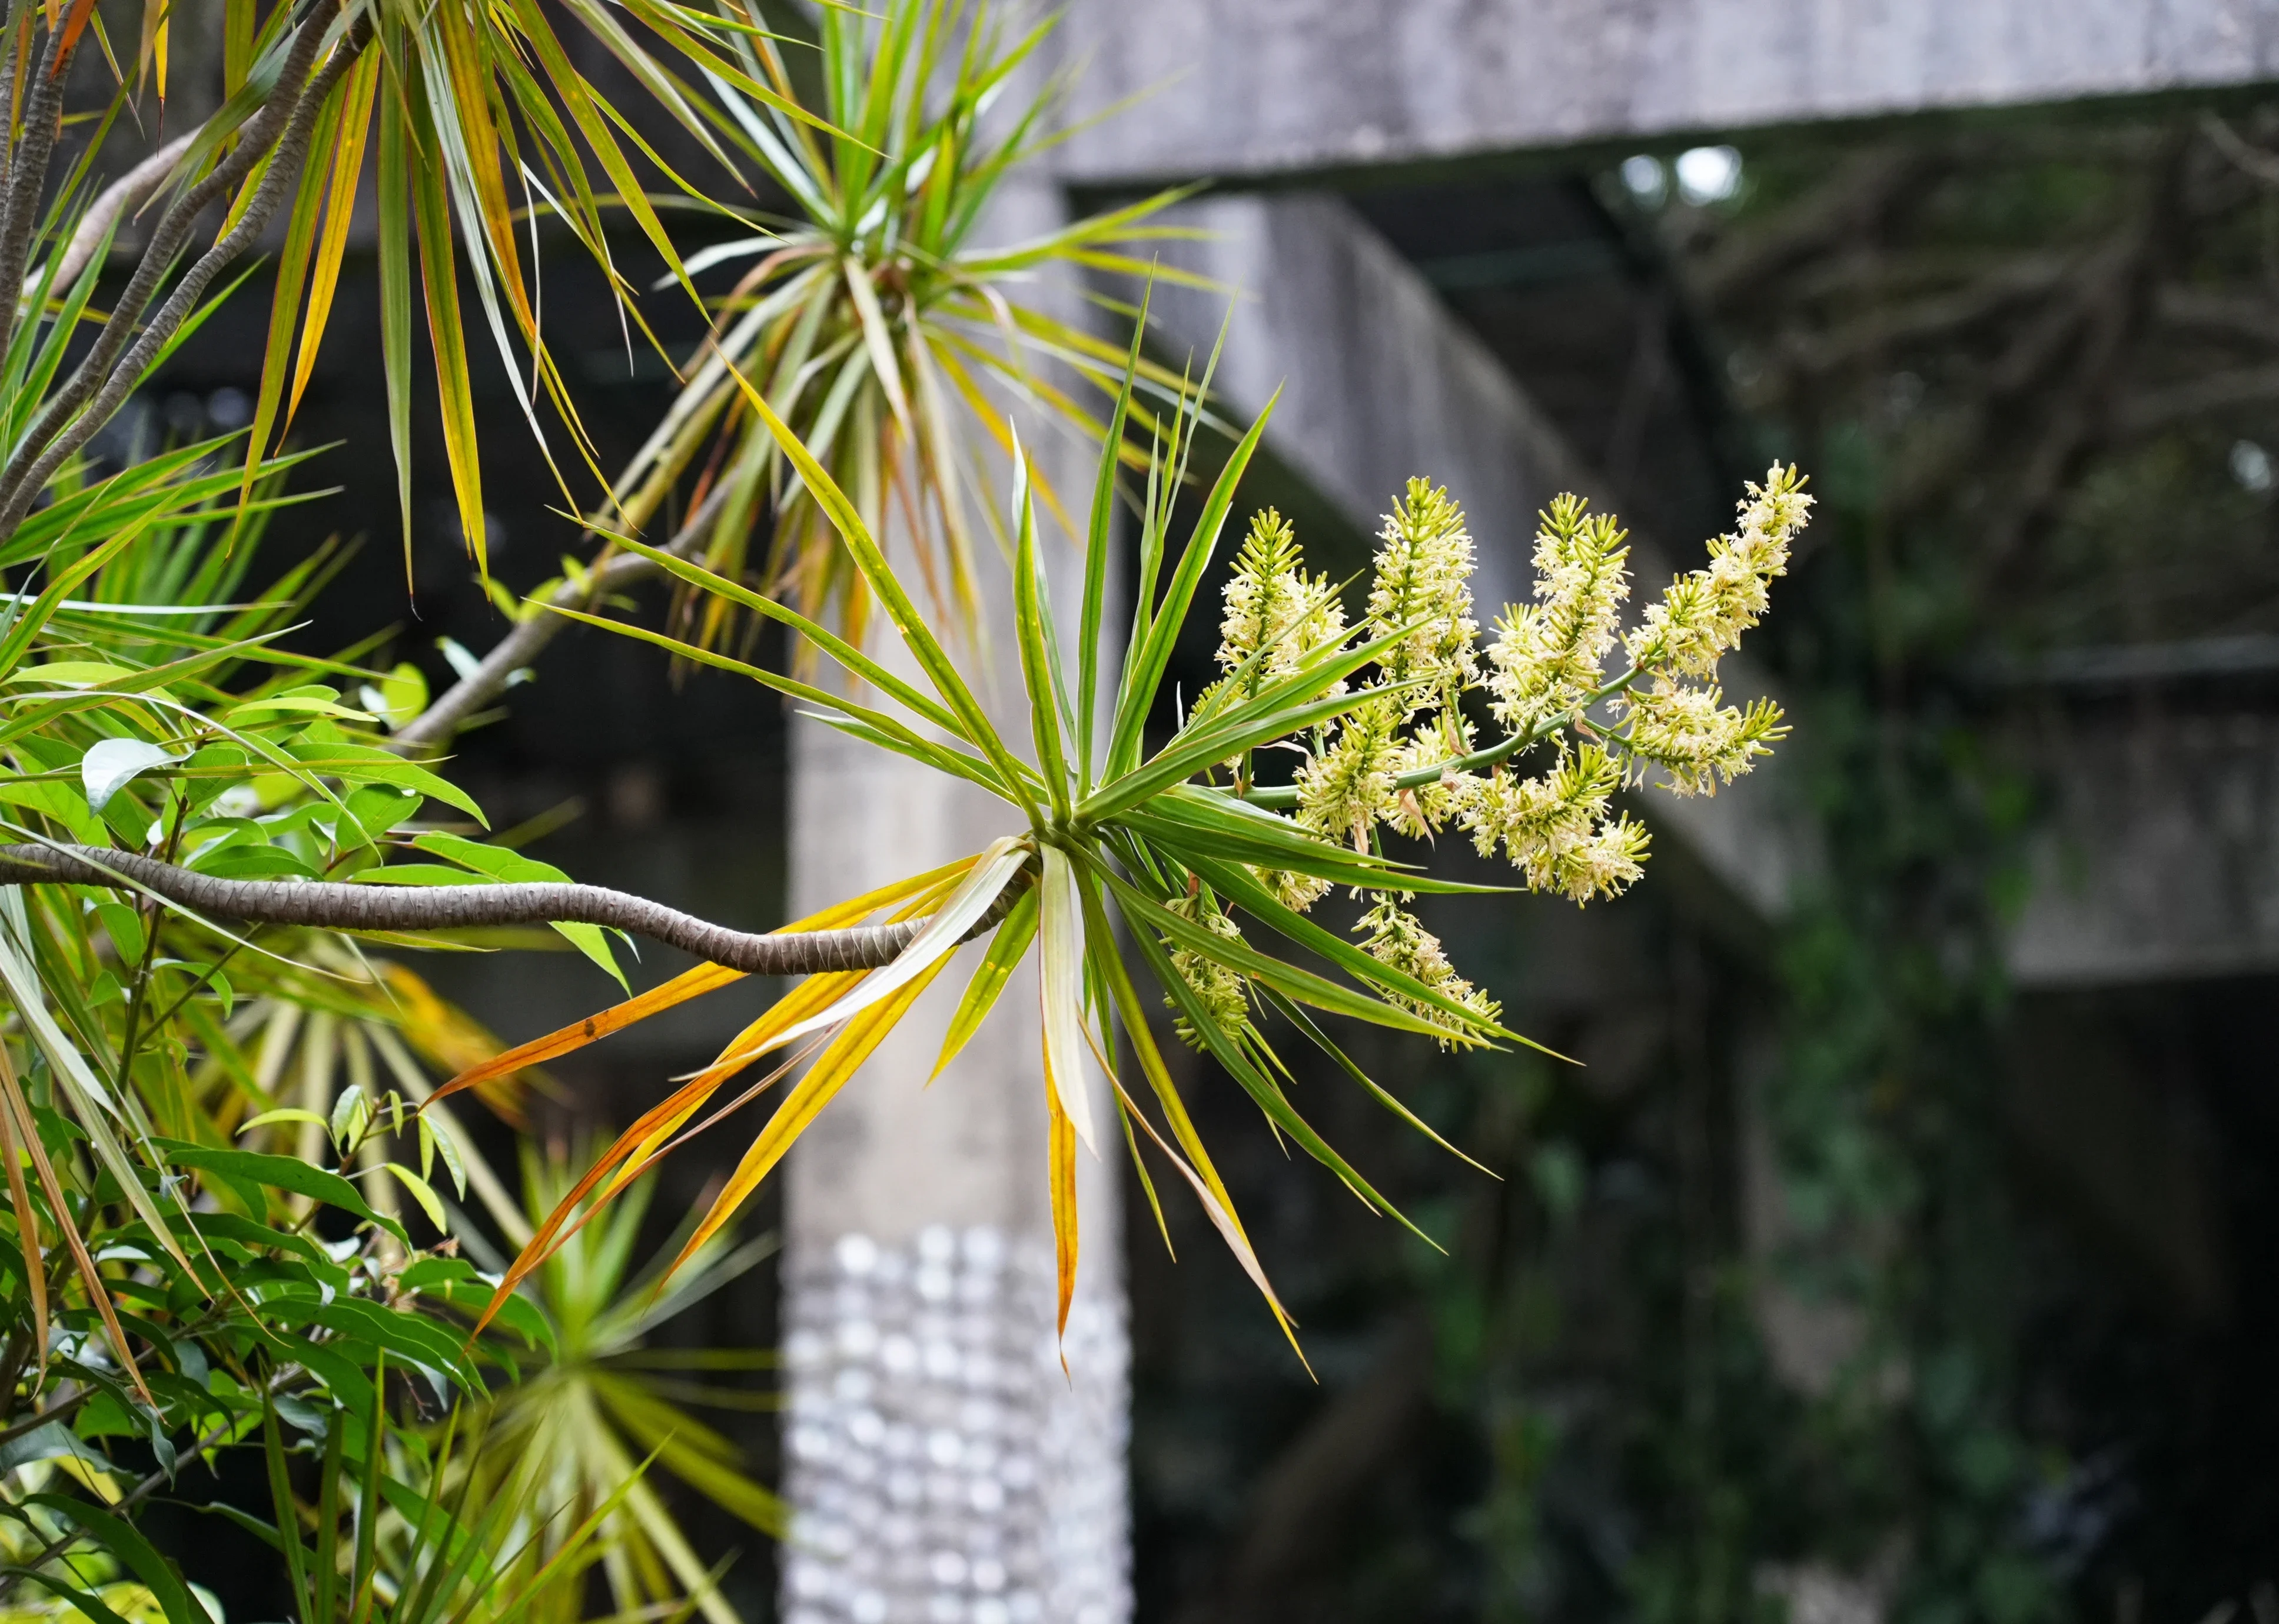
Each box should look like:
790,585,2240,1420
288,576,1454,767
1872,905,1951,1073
2008,708,2279,986
1051,0,2279,185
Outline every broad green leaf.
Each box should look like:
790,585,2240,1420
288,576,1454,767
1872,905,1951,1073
24,1497,203,1624
79,737,182,809
381,1161,449,1233
157,1140,408,1244
237,1107,332,1136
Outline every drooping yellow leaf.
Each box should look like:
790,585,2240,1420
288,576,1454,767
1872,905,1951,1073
1045,1067,1078,1360
427,852,979,1106
469,1058,756,1331
0,1058,48,1375
134,0,166,96
286,45,379,427
469,862,988,1329
1081,883,1305,1363
408,92,487,576
590,969,865,1212
376,962,530,1127
425,963,748,1109
0,1048,147,1402
234,56,349,540
1036,846,1099,1153
654,954,956,1286
1106,1071,1300,1362
716,838,1028,1069
52,0,98,68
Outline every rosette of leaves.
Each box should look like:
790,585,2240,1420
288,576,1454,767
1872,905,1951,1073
593,0,1205,648
442,346,1810,1355
426,1142,783,1623
0,0,842,579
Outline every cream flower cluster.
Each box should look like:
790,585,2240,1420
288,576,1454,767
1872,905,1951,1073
1613,465,1810,797
1212,507,1347,691
1165,888,1254,1048
1483,493,1630,734
1355,896,1502,1049
1157,468,1807,1048
1366,479,1479,712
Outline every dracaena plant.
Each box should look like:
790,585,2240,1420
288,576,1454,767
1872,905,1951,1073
609,0,1201,635
396,0,1205,750
0,29,802,1600
386,350,1813,1352
0,0,828,580
0,344,1805,1365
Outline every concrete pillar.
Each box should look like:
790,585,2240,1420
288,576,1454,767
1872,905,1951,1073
775,180,1129,1624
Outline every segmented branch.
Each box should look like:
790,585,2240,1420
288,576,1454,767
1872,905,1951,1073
0,844,1022,976
0,18,74,363
29,131,197,306
0,9,364,538
393,480,736,753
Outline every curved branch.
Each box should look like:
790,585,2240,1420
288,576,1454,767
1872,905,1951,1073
0,843,1021,976
26,131,197,305
393,480,737,753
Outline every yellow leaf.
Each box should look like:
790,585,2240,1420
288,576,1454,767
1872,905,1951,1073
0,1047,148,1402
1036,846,1099,1153
287,46,379,427
1045,1067,1078,1361
1107,1072,1302,1367
654,954,956,1286
427,851,979,1106
425,961,747,1108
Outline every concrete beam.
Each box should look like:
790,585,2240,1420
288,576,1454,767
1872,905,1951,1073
2008,708,2279,986
1049,0,2279,185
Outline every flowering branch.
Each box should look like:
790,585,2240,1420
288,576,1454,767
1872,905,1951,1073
1148,469,1808,1047
1240,663,1646,810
